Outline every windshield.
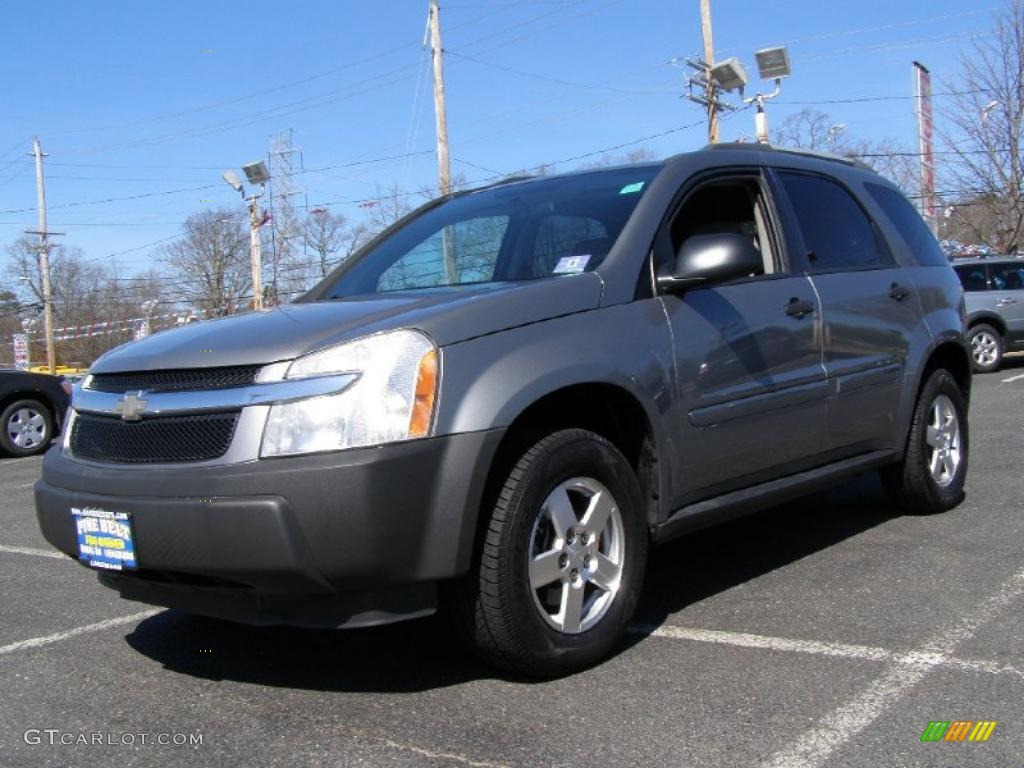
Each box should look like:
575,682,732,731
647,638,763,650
312,165,660,299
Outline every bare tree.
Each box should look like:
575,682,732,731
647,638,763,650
304,208,369,279
4,237,171,365
773,108,838,152
844,137,919,194
579,147,658,170
773,108,918,193
364,182,415,234
159,209,251,316
939,1,1024,252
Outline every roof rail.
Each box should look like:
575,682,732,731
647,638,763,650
703,142,873,171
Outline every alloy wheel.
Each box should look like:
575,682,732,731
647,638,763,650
527,477,625,634
925,394,962,488
971,330,999,367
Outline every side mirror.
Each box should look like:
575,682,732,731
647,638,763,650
657,233,763,292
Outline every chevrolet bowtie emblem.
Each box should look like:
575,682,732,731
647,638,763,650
114,392,148,421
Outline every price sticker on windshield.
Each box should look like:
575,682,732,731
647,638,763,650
553,255,590,274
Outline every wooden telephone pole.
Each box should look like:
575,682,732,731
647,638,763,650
428,0,452,196
700,0,719,143
28,137,57,374
428,0,458,283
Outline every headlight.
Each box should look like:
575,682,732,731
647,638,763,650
261,329,438,457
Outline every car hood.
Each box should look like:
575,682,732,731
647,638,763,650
90,274,603,373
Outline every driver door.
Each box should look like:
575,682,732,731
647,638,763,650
657,171,827,506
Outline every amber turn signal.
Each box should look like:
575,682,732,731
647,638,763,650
408,348,438,438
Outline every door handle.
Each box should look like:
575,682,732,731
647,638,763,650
997,297,1018,306
889,283,911,301
785,298,815,318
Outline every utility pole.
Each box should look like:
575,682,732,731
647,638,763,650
428,0,458,283
700,0,718,143
428,0,452,196
28,138,57,374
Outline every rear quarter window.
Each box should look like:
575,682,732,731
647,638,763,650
864,183,949,267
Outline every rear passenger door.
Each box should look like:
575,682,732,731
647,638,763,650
988,262,1024,343
772,170,920,454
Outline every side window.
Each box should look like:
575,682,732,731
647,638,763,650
990,262,1024,291
954,265,989,292
377,215,509,291
779,172,894,272
531,215,609,275
667,179,774,276
864,182,948,266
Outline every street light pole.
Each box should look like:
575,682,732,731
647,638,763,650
247,193,264,310
222,163,270,311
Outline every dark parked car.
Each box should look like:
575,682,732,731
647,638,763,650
36,145,971,676
0,369,69,456
953,257,1024,372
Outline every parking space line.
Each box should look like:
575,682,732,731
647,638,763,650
0,456,42,467
0,610,160,657
631,624,1023,678
759,567,1024,768
1002,372,1024,383
0,544,65,560
375,737,511,768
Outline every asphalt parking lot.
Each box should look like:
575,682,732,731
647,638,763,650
1,359,1022,768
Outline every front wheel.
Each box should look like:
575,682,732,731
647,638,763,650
454,429,648,677
882,369,968,513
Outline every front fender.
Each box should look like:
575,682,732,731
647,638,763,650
435,298,677,475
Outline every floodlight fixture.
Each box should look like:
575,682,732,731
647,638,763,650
710,57,748,93
221,170,243,193
755,46,791,81
242,161,270,185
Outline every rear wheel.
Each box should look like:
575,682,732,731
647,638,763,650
454,429,648,677
968,324,1003,373
882,369,968,513
0,399,54,457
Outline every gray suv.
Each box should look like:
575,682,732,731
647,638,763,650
953,257,1024,372
35,145,971,677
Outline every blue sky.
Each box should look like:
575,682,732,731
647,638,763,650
0,0,997,274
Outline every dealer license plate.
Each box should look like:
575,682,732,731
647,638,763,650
72,507,138,571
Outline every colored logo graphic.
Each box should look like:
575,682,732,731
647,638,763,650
921,721,997,742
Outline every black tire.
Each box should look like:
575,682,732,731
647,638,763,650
967,323,1003,373
453,429,648,678
0,398,54,457
881,369,968,514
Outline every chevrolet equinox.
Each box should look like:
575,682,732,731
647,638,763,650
36,145,971,677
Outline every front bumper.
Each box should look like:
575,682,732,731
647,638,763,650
35,429,503,627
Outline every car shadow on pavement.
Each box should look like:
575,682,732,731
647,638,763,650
996,352,1024,371
124,473,900,692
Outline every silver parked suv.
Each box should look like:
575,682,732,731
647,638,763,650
36,145,971,677
953,257,1024,372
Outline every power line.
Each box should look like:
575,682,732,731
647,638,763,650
778,88,987,106
776,6,999,46
0,184,220,215
444,50,675,95
41,3,530,140
50,2,603,157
